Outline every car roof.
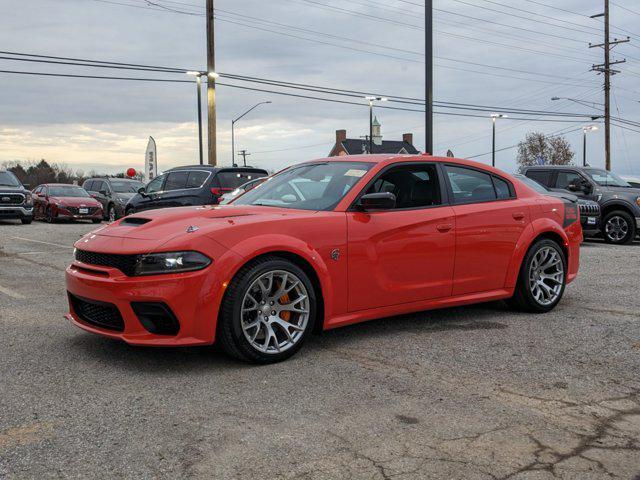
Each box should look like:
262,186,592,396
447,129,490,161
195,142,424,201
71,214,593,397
86,177,140,181
41,183,83,187
165,165,268,173
522,165,586,170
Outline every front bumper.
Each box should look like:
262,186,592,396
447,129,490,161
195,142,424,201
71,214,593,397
65,261,221,346
0,206,33,219
580,215,600,237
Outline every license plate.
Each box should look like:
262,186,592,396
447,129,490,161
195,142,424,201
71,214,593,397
79,208,88,214
587,217,596,225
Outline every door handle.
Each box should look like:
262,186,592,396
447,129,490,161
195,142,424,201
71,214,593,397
512,212,525,221
436,223,453,232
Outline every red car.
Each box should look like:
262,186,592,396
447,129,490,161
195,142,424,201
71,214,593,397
33,184,103,223
65,155,581,363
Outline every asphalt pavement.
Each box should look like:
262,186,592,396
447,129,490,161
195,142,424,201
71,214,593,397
0,220,639,479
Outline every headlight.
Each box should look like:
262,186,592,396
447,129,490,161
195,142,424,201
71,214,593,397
24,193,33,206
134,251,211,276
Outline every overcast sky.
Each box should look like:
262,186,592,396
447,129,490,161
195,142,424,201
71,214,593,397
1,0,638,176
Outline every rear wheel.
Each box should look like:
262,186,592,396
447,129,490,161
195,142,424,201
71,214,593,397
602,210,635,245
508,239,566,313
91,219,102,224
21,217,32,225
217,257,316,363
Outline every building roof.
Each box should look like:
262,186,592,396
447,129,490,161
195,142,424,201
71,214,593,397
341,138,420,155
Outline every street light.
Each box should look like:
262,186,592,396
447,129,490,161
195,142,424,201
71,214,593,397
231,101,272,166
365,96,388,154
582,125,599,167
490,113,507,168
187,71,204,165
551,96,604,109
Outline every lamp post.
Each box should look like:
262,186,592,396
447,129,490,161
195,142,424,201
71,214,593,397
582,125,599,167
187,71,205,165
365,96,387,154
231,101,272,166
491,113,507,167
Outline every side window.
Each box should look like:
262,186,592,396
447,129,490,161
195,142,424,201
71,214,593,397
93,181,105,193
492,176,513,200
526,170,552,187
445,165,496,204
145,175,165,194
186,171,210,189
364,164,441,209
555,171,583,190
164,171,189,191
84,180,94,191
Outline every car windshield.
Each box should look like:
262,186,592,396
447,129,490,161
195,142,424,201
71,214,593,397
514,174,549,193
48,186,91,197
233,162,373,211
0,171,21,187
584,169,631,187
110,180,144,193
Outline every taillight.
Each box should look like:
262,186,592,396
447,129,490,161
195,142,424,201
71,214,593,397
563,202,579,228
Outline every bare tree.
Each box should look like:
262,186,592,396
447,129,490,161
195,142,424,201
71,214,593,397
517,132,574,170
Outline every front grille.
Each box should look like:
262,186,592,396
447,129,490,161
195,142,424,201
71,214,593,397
0,193,25,206
68,293,124,332
578,202,600,215
75,249,140,276
66,206,99,215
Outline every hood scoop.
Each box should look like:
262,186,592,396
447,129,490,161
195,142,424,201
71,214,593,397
121,217,152,226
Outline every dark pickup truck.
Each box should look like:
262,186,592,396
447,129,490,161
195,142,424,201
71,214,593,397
522,165,640,245
0,170,33,224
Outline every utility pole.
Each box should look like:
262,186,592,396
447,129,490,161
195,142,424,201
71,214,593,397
425,0,433,155
589,0,629,171
206,0,217,166
237,150,250,167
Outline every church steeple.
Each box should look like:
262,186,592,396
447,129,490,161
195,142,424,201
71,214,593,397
372,116,382,145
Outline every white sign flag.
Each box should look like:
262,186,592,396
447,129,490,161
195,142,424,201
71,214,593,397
145,136,157,182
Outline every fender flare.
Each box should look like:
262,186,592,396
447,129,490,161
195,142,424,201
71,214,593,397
504,219,569,289
220,234,334,321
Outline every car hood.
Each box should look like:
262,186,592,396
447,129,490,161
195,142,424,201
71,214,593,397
0,186,28,193
80,205,319,250
51,196,102,207
114,192,136,201
599,185,640,195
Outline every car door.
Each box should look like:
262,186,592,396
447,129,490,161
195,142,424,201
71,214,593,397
90,180,110,212
554,170,592,198
153,170,191,209
136,174,166,212
444,165,529,296
347,162,456,312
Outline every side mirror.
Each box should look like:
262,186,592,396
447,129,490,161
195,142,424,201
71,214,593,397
137,186,147,197
37,193,45,198
99,189,108,196
358,192,396,211
567,183,581,192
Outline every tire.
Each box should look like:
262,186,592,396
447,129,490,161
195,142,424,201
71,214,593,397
46,207,55,223
91,219,102,224
217,256,317,364
508,238,567,313
602,210,635,245
21,217,32,225
107,204,117,222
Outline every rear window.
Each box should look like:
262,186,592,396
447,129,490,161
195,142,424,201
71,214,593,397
186,171,210,188
217,171,267,189
445,165,496,204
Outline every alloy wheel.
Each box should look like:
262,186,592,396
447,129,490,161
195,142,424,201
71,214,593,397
109,206,116,223
605,215,629,243
528,246,564,306
240,270,310,354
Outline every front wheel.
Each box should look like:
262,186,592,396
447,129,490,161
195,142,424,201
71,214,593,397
602,210,635,245
46,207,55,223
21,217,32,225
217,257,316,364
508,239,567,313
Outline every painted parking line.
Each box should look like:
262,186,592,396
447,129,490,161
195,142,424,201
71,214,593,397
0,284,25,299
12,237,74,250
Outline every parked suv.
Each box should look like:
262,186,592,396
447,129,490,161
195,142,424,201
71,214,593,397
514,174,601,237
0,170,33,224
522,165,640,244
126,165,268,215
83,177,145,222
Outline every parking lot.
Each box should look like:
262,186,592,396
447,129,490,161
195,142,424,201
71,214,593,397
0,220,639,479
